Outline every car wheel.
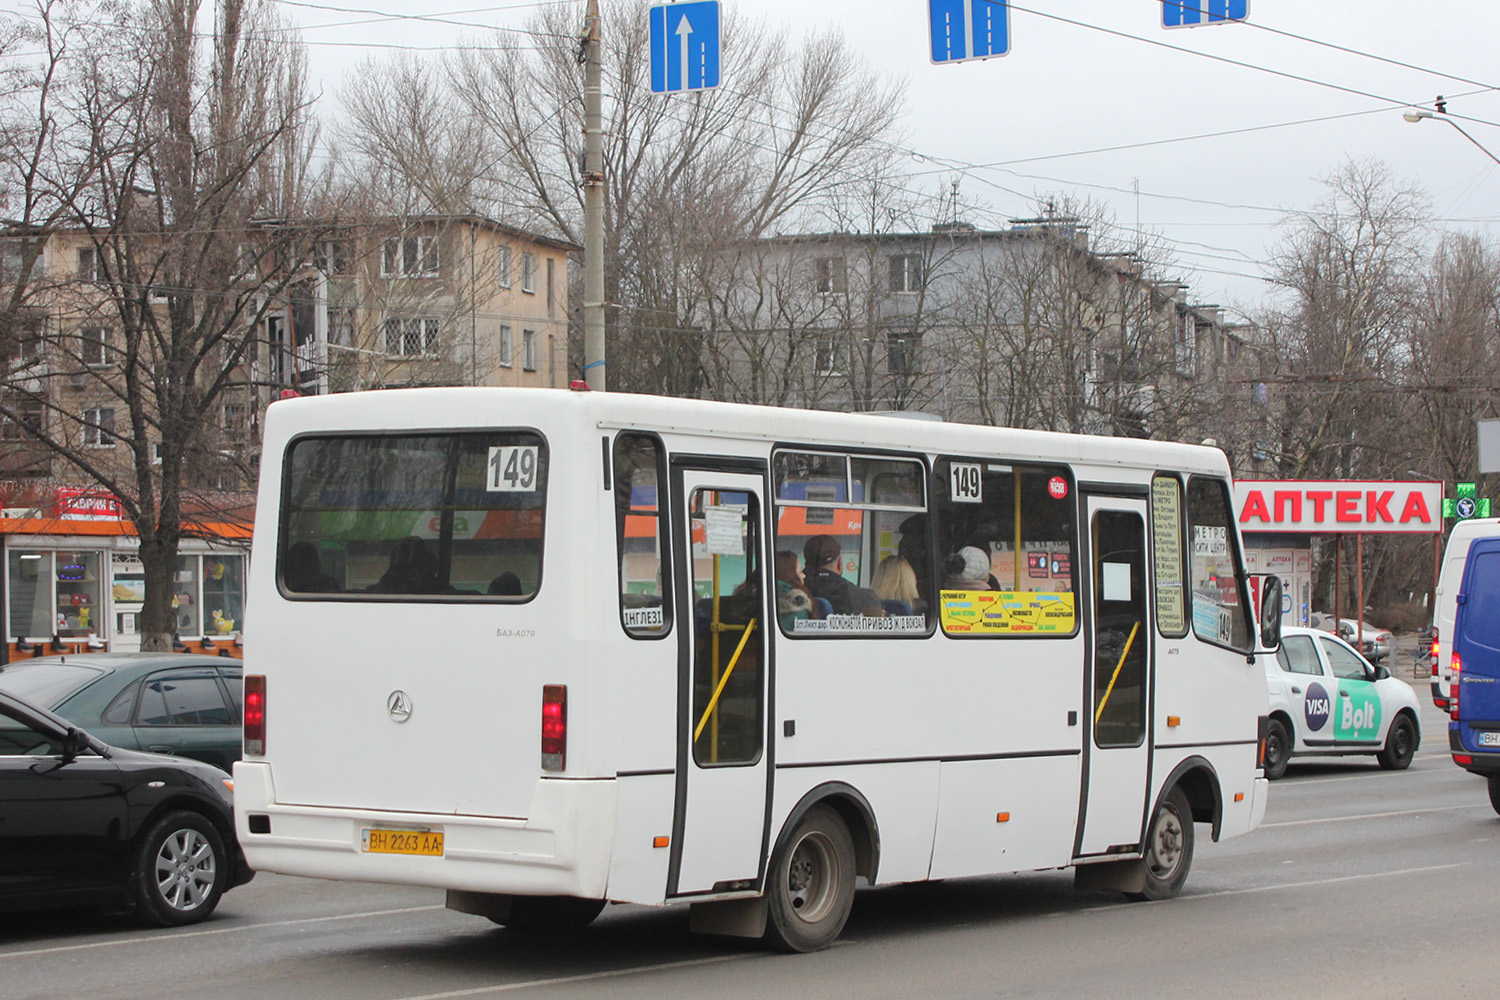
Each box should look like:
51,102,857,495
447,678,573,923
1376,714,1417,770
490,896,606,932
1264,718,1291,780
132,810,227,926
763,804,856,953
1126,787,1194,902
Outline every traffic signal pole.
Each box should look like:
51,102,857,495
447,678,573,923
582,0,606,390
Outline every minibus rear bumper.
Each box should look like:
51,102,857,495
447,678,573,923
232,761,616,898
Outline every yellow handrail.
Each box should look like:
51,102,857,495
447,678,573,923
1094,620,1141,725
694,617,758,743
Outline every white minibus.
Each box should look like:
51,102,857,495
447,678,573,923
234,387,1278,951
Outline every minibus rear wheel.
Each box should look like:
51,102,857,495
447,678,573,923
1488,775,1500,816
763,804,855,953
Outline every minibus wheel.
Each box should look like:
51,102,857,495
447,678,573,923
1488,776,1500,816
1127,787,1194,902
763,804,855,953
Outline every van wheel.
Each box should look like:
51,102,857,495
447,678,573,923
1377,714,1417,770
1488,776,1500,816
763,804,855,953
1264,718,1291,780
1126,788,1194,902
491,896,605,933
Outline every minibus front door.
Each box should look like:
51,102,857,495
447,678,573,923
1076,496,1153,857
667,467,772,897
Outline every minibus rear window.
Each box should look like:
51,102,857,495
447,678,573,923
279,432,547,599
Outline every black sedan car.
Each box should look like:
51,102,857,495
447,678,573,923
0,688,253,925
0,654,242,772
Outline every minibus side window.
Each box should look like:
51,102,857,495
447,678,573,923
1185,476,1251,652
1151,474,1190,639
932,459,1078,638
615,433,671,637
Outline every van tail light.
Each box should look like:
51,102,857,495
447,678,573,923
1430,631,1441,674
541,684,567,772
244,674,266,756
1450,653,1462,721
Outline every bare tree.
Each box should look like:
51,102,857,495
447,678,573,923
335,0,906,397
0,0,321,650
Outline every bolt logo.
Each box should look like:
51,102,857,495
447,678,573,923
1335,684,1382,740
1304,682,1331,731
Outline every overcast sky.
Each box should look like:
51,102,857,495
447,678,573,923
234,0,1500,317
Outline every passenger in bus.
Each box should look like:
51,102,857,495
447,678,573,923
897,514,931,596
284,541,341,593
775,550,815,628
368,536,442,594
944,546,994,591
872,554,921,615
487,572,523,596
803,535,881,616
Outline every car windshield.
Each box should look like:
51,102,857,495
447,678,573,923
0,663,106,708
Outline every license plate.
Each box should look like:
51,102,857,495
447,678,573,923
362,828,443,856
1477,732,1500,748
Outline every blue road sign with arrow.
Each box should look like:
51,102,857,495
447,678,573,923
1162,0,1249,28
650,1,720,94
929,0,1009,65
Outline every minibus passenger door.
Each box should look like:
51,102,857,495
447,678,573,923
1077,496,1153,858
667,467,772,897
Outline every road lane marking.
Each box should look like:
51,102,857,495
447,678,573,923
1261,803,1489,828
1185,863,1463,900
1080,863,1463,911
392,954,761,999
0,904,445,960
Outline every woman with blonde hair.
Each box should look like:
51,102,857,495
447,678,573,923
872,554,921,613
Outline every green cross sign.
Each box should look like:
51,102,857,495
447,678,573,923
1444,482,1492,519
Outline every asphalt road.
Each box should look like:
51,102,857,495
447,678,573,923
3,684,1491,1000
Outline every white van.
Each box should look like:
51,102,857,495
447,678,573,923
1431,518,1500,710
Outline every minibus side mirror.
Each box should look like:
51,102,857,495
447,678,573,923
1259,576,1283,652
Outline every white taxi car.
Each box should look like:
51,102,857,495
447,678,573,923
1262,626,1421,779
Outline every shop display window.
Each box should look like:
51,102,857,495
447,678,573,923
173,556,202,636
6,550,102,639
201,555,245,636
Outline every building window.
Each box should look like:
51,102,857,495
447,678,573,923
328,307,354,348
381,236,439,277
815,257,847,294
546,258,555,316
82,407,115,447
1,398,42,440
498,324,512,367
80,327,109,367
382,317,439,357
888,254,922,293
77,246,100,281
223,403,249,438
814,337,846,376
887,334,913,375
523,329,537,371
521,252,535,294
497,245,512,289
316,241,349,276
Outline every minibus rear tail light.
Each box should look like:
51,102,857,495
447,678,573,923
1450,653,1462,721
541,684,567,772
244,674,266,756
1430,631,1440,674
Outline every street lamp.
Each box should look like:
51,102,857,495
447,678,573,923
1402,108,1500,167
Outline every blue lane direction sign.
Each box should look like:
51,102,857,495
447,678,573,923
650,1,720,94
930,0,1009,65
1162,0,1248,28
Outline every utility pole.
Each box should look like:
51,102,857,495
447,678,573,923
582,0,606,389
